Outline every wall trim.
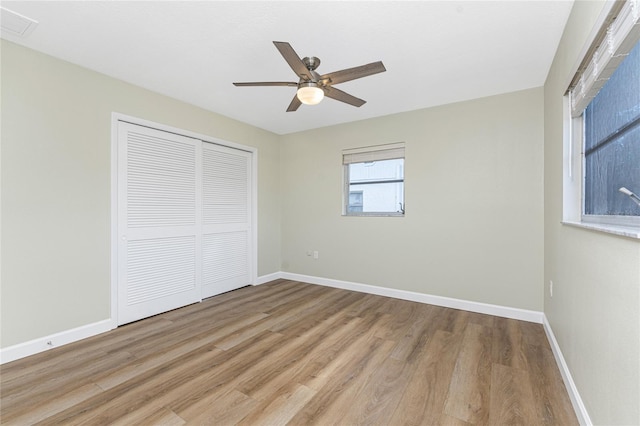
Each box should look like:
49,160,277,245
255,272,282,285
0,319,115,365
542,315,592,425
277,272,543,323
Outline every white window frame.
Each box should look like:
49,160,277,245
342,143,405,217
563,0,640,239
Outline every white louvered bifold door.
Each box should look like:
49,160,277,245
201,143,252,298
117,122,202,325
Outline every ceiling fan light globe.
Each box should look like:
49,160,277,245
297,85,324,105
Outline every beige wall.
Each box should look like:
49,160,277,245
1,40,282,347
280,87,544,311
544,1,640,424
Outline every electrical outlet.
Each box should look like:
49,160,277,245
313,250,319,259
550,280,553,298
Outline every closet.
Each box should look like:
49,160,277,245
116,121,253,325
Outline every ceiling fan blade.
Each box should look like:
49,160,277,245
286,94,302,112
321,61,386,85
233,82,297,87
273,41,314,81
324,86,366,107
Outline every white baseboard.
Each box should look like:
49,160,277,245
0,319,115,365
279,272,543,324
255,272,282,285
542,315,592,425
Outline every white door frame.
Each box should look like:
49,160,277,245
110,112,258,326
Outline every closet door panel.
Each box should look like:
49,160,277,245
126,132,197,228
125,235,197,319
201,143,252,298
203,231,249,295
118,122,201,325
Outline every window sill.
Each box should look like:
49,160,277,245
343,213,404,217
562,220,640,239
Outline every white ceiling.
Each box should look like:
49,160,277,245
1,1,574,135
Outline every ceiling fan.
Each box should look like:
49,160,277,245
233,41,386,112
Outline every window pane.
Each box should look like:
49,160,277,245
349,158,404,182
349,182,404,213
347,158,404,214
584,38,640,217
584,40,640,151
585,125,640,215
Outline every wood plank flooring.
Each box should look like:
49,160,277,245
0,280,577,425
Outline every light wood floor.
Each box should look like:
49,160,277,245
1,280,577,425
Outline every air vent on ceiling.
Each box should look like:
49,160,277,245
1,7,38,38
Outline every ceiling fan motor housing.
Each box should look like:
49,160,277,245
303,56,321,71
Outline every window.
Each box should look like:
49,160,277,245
343,143,405,216
584,40,640,218
566,0,640,231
